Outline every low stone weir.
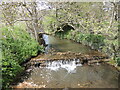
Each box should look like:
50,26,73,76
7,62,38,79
29,51,109,66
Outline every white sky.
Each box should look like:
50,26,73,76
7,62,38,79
36,0,50,10
0,0,119,2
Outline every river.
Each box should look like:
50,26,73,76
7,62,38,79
12,35,119,88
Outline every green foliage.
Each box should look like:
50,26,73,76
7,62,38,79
55,30,105,50
1,26,44,88
116,57,120,66
85,34,105,49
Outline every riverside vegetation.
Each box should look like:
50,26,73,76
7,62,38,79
1,25,44,88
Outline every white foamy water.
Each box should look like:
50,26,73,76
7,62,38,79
40,59,82,73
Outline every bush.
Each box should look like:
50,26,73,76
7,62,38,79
1,26,44,88
116,57,120,66
85,34,105,49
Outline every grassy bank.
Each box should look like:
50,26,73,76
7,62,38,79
1,25,44,88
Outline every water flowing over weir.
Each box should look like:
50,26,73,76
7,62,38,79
40,59,82,72
12,35,119,88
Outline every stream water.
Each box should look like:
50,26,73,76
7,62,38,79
43,35,99,54
13,35,119,88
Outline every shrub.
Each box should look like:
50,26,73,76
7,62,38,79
85,34,105,49
116,57,120,66
1,26,44,88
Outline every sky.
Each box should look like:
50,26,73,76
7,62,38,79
0,0,119,2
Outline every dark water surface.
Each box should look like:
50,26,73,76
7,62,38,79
23,35,119,88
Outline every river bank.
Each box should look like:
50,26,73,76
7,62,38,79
54,31,120,71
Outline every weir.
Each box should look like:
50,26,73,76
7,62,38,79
29,51,109,66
